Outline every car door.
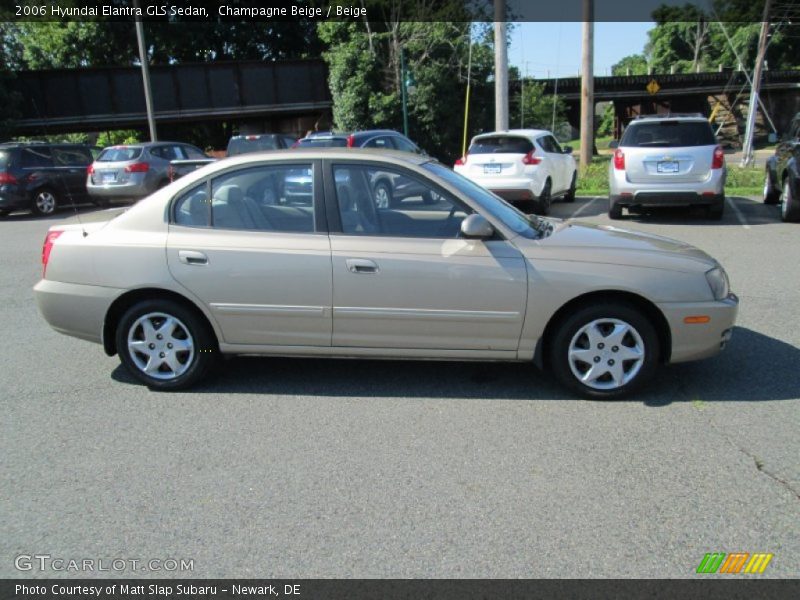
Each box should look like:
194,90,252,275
325,161,527,352
52,146,93,201
538,135,568,193
166,160,333,347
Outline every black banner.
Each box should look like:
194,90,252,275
2,579,800,600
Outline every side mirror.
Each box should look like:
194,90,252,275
608,140,619,149
562,146,573,154
460,214,494,239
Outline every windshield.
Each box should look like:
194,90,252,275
469,136,533,155
423,162,541,239
97,147,142,162
227,137,281,156
620,121,716,148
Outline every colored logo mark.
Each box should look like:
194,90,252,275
696,552,773,574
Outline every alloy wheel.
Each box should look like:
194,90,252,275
126,312,195,380
567,318,645,390
35,191,56,215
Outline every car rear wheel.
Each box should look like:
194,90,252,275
608,200,623,220
548,303,660,399
116,299,218,390
373,181,392,209
781,178,800,222
564,172,577,203
763,170,780,204
706,198,725,220
31,188,58,217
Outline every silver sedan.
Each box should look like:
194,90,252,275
35,149,738,399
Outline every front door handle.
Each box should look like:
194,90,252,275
346,258,379,274
178,250,208,265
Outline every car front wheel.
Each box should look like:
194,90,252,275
549,303,660,399
116,299,218,390
763,170,780,204
781,178,800,222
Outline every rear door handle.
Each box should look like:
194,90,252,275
346,258,379,274
178,250,208,265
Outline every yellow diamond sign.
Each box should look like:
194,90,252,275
647,79,660,95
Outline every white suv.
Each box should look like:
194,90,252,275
608,114,726,220
454,129,577,214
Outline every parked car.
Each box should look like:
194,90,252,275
453,129,577,215
168,134,297,181
87,141,206,204
764,112,800,222
0,141,95,217
293,130,426,154
35,148,738,399
608,114,726,220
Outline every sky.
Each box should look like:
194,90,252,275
509,22,654,79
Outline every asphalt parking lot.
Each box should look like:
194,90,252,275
1,196,798,578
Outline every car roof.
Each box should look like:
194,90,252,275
473,129,552,140
198,147,432,172
301,129,404,140
630,114,707,123
105,141,191,149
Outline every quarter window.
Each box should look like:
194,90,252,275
20,147,53,168
333,164,471,238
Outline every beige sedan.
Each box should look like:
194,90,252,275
34,149,738,399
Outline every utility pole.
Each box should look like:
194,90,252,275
494,0,508,131
579,0,594,173
134,0,157,142
740,0,771,167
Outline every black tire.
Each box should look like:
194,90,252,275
563,171,577,203
533,179,551,215
548,302,660,399
30,188,59,217
608,200,623,220
373,181,393,209
781,177,800,223
116,299,218,390
0,209,9,218
763,170,780,205
706,198,725,220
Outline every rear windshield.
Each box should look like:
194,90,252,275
0,150,9,168
468,136,534,155
97,147,143,162
297,137,348,148
621,121,716,147
227,137,281,156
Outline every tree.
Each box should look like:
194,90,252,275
513,81,567,133
318,17,497,162
611,54,648,76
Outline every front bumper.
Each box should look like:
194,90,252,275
0,186,28,210
34,279,122,344
659,293,739,363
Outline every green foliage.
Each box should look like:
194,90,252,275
597,104,615,137
612,54,649,76
96,130,142,147
318,20,496,162
512,81,568,133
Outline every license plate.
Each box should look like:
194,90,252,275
657,161,679,173
484,164,502,174
101,173,116,183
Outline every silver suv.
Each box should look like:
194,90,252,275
608,114,726,220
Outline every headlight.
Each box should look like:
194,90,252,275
705,266,730,300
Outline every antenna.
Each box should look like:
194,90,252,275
30,99,88,237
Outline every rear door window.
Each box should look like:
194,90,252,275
98,147,142,162
21,147,53,168
469,136,533,155
363,136,394,150
391,136,421,153
183,145,207,159
227,136,281,156
52,147,93,166
621,121,716,147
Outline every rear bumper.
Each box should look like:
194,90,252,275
34,279,122,344
611,192,724,208
659,294,739,363
457,172,547,200
87,177,152,199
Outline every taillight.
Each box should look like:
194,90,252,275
613,148,625,170
454,156,466,166
712,145,724,169
0,172,18,185
42,230,63,277
522,150,542,165
290,141,300,149
86,164,94,175
124,162,149,173
346,134,355,148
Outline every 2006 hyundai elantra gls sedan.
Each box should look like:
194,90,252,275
34,149,738,399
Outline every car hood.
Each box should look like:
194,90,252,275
526,220,717,273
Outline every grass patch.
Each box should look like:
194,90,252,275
575,155,761,197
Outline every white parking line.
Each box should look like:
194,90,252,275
569,196,598,219
726,196,751,230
